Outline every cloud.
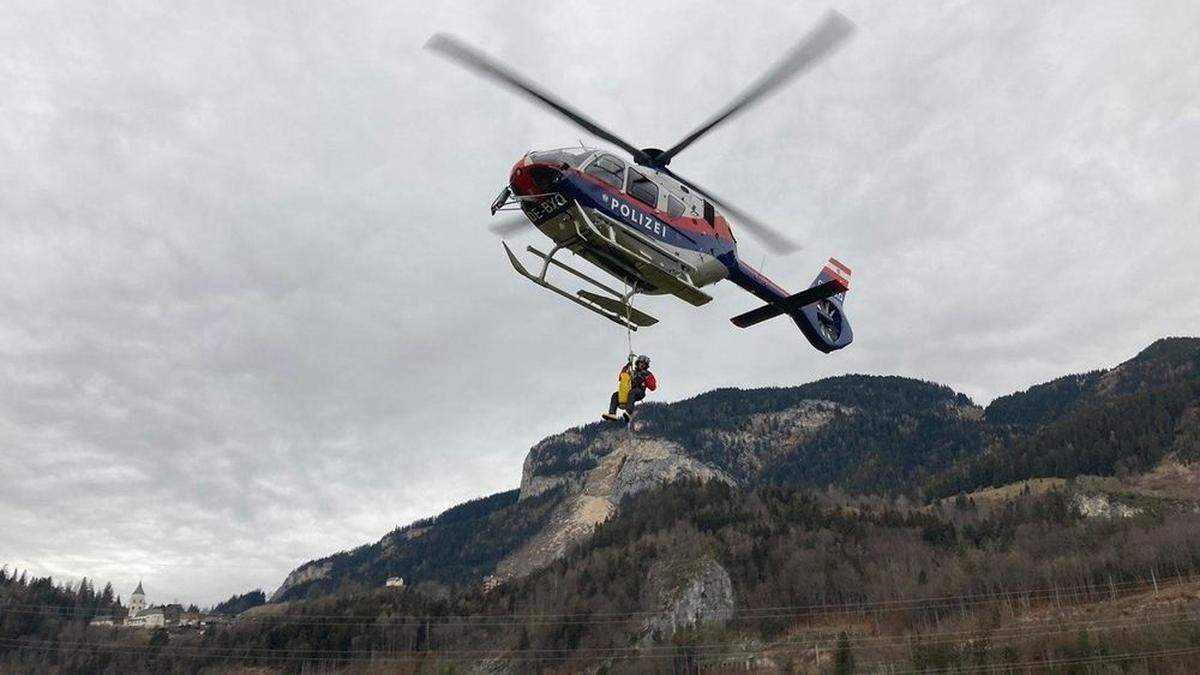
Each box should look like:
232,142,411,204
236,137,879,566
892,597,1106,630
1,0,1197,605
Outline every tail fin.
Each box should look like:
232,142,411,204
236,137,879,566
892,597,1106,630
728,257,853,353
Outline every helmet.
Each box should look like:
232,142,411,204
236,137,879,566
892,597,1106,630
635,355,650,369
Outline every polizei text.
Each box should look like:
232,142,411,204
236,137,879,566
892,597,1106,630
600,192,670,240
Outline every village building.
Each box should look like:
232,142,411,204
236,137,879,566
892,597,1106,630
385,576,405,588
110,582,192,629
88,581,218,630
125,605,165,628
128,580,146,616
201,614,232,628
126,603,186,628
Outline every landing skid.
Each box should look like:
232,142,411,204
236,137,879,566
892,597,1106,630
572,206,713,307
490,192,706,328
577,291,657,326
502,242,658,330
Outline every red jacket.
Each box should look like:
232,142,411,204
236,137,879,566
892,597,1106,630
620,364,657,391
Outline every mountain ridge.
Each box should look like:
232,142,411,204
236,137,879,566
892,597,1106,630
271,337,1200,603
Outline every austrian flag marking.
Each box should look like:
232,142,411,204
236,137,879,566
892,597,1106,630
823,257,852,291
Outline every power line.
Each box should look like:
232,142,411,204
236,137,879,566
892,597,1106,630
9,574,1182,618
1,574,1186,627
874,645,1200,675
1,609,1196,663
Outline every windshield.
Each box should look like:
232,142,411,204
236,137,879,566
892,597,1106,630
528,148,592,168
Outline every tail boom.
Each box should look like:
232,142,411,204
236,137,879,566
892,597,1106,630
728,257,853,353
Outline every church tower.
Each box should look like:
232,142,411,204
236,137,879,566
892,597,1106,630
128,581,146,616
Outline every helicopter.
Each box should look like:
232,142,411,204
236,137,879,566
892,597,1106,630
427,11,856,353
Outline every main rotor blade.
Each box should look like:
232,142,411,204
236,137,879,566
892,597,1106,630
663,168,802,255
657,10,855,165
426,34,654,166
489,214,533,237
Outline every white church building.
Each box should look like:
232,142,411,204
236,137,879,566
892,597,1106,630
89,581,204,629
120,581,175,628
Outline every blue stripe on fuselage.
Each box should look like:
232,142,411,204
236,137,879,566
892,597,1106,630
723,254,790,303
561,175,734,258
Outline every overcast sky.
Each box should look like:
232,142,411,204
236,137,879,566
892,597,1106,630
2,1,1198,606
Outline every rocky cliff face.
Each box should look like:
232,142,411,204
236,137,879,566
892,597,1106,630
270,562,332,602
518,399,856,500
493,401,847,582
496,433,736,582
640,556,735,644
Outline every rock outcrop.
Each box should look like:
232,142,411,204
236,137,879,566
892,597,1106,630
270,561,332,603
494,402,848,581
640,556,735,644
1071,493,1142,519
496,433,737,581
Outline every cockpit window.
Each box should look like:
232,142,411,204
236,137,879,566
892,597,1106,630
584,154,626,189
627,169,659,208
528,148,590,168
667,195,685,218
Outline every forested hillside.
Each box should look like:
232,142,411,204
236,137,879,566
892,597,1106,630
270,488,562,601
928,337,1200,497
928,376,1200,497
210,590,266,617
627,375,990,493
985,337,1200,428
0,567,126,673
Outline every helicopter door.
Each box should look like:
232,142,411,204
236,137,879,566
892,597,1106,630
627,169,659,208
583,154,627,190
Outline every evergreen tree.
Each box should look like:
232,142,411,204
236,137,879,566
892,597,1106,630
835,631,856,674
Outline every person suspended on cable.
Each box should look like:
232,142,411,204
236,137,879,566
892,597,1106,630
602,355,656,422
